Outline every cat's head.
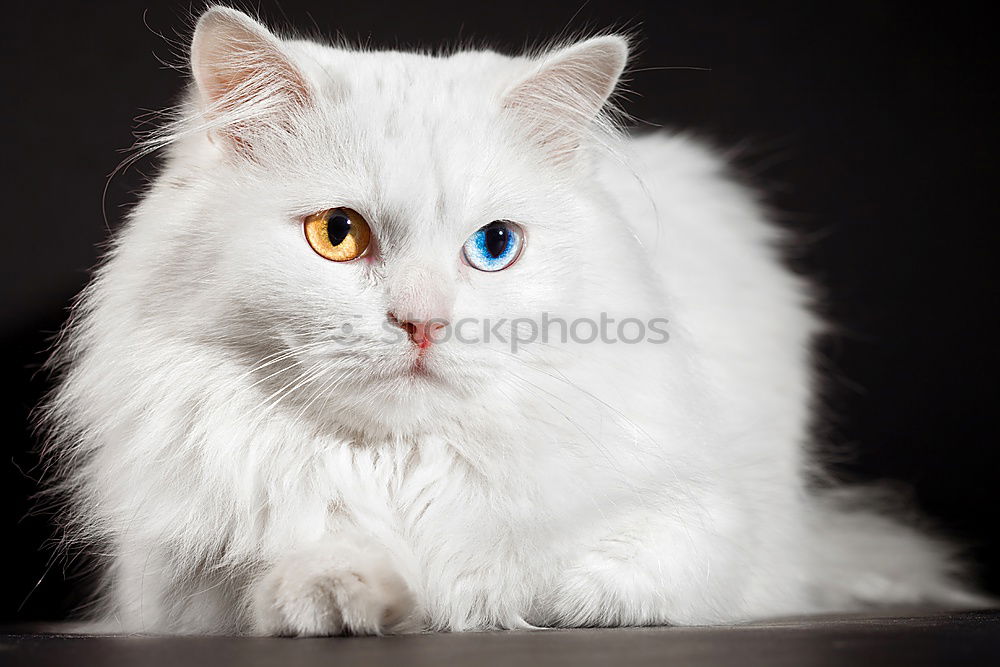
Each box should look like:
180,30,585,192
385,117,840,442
138,7,635,435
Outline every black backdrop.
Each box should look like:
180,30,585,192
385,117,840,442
2,0,997,622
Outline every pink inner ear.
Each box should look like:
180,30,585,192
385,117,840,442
196,40,312,115
502,37,627,161
190,8,312,144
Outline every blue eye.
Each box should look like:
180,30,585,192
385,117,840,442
463,221,524,272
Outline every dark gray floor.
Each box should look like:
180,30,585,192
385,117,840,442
3,610,999,666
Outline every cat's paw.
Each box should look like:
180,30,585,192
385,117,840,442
251,536,418,636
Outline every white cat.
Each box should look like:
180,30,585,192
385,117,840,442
41,6,984,635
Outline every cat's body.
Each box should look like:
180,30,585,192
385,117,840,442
42,8,982,635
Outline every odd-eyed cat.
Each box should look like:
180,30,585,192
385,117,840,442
41,6,984,635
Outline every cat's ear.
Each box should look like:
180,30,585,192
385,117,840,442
503,36,628,162
190,7,312,154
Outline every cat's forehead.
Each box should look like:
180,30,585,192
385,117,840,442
288,43,527,109
280,43,541,235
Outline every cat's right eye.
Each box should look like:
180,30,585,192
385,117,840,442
304,208,372,262
463,221,524,272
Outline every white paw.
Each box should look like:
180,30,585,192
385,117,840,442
251,536,418,636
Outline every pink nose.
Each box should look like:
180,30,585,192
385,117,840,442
388,313,447,349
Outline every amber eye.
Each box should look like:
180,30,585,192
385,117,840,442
304,208,372,262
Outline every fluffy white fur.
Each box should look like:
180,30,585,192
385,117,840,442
41,7,984,635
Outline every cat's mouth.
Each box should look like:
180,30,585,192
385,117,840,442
405,344,439,379
411,354,430,376
396,341,465,386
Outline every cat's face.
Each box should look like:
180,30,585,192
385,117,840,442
152,8,629,433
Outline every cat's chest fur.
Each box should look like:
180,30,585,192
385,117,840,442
300,434,573,628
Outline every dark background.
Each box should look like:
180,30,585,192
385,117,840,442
2,0,996,622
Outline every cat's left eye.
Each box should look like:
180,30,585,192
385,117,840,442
463,221,524,272
304,207,372,262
